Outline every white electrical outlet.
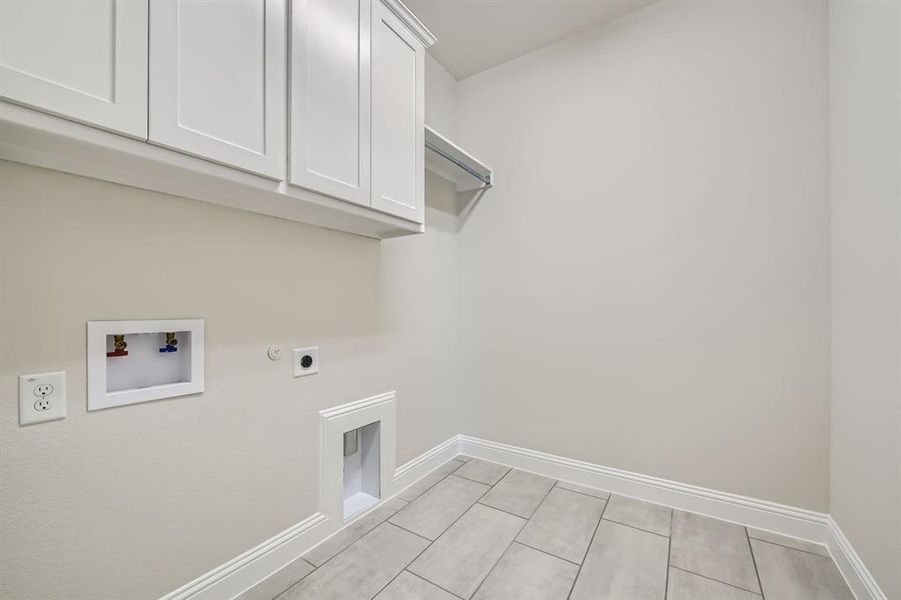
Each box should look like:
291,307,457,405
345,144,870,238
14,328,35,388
294,347,319,377
19,371,66,425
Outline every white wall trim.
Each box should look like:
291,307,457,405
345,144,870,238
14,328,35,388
458,434,886,600
380,0,437,47
319,392,396,522
825,516,889,600
157,434,459,600
159,512,335,600
393,435,459,492
160,434,885,600
457,435,830,540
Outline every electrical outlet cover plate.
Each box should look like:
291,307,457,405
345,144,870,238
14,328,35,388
19,371,66,425
294,346,319,377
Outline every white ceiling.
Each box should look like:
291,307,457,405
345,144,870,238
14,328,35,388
404,0,657,80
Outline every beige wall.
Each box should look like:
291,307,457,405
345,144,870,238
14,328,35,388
0,161,464,599
456,0,831,510
425,53,459,139
828,1,901,597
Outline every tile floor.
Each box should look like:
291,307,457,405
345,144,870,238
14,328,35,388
237,457,855,600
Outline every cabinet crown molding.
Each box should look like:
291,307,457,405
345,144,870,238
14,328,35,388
380,0,437,47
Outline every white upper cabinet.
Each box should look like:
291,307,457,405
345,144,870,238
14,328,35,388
370,0,425,222
0,0,436,237
290,0,371,206
149,0,286,179
0,0,148,138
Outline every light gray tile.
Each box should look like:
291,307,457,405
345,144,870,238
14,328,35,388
570,520,668,600
457,455,472,462
516,487,606,563
472,542,578,600
480,469,556,518
235,558,315,600
556,480,611,500
390,474,489,540
279,523,428,600
374,571,458,600
751,539,854,600
747,527,829,557
453,458,510,485
303,497,408,566
670,511,760,593
667,567,761,600
398,459,466,502
409,503,525,599
602,495,672,537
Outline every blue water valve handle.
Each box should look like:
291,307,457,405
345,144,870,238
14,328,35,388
159,332,179,353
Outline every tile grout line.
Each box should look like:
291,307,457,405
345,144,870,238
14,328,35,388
746,527,766,599
669,565,763,597
452,467,512,486
241,556,317,600
393,468,502,549
475,500,522,519
566,486,611,600
466,525,524,600
554,480,612,501
405,569,467,600
600,515,671,539
475,497,550,521
479,470,558,520
284,459,462,599
555,487,611,502
747,535,831,559
303,501,407,570
466,474,556,600
366,526,437,600
276,508,406,598
512,539,581,567
398,463,514,598
664,508,673,600
367,460,481,600
388,466,481,543
387,521,440,544
399,459,466,503
273,558,319,598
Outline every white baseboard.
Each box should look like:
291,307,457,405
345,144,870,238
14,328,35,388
158,435,459,600
458,434,886,600
160,433,885,600
392,435,459,494
457,435,830,541
825,516,888,600
159,512,335,600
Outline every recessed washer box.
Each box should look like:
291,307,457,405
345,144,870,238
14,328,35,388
319,392,396,522
87,319,204,411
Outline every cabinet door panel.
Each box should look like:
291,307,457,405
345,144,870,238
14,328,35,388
290,0,370,205
0,0,147,138
370,0,424,223
149,0,286,179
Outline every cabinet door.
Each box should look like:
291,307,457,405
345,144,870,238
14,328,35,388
370,0,424,223
290,0,370,206
149,0,286,179
0,0,148,138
